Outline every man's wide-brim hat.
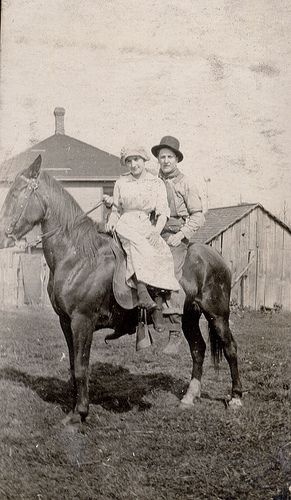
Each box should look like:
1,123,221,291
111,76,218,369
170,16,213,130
151,136,183,163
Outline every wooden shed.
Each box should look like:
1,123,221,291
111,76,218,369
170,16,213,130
191,203,291,311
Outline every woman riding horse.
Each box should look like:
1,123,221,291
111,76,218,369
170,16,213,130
0,155,243,422
105,146,180,331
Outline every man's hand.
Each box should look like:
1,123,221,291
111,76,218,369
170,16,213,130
147,230,160,248
103,194,113,208
167,231,184,247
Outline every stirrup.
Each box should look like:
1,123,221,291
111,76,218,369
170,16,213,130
136,308,152,351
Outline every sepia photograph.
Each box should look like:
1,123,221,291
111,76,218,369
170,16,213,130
0,1,290,498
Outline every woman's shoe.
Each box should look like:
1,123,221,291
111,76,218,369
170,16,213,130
136,281,157,311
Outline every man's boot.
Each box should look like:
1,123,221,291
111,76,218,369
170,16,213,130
136,281,157,311
151,294,165,332
163,314,183,354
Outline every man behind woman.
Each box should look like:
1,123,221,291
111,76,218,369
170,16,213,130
152,136,205,353
104,138,205,353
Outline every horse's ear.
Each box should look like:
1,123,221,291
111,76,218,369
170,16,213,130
22,155,42,180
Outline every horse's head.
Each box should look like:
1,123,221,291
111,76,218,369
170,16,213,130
0,155,46,248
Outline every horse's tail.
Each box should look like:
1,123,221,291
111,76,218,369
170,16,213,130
208,322,223,369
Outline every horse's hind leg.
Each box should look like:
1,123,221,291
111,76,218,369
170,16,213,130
181,300,206,407
71,313,94,421
207,314,243,407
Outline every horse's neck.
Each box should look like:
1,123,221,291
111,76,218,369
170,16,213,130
41,216,69,271
39,180,84,270
38,177,109,272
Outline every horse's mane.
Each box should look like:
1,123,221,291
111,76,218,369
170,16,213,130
41,171,111,260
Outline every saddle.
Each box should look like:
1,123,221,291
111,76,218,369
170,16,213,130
110,235,139,310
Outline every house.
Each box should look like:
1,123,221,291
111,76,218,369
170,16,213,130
191,203,291,311
0,107,125,233
0,108,127,306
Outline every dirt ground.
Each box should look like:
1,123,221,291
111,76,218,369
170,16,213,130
0,307,290,500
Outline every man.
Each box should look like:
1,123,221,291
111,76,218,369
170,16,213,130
151,136,205,354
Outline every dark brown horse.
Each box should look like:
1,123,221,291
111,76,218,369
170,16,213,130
0,156,242,421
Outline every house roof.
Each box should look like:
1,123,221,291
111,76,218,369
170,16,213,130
191,203,291,244
0,134,125,182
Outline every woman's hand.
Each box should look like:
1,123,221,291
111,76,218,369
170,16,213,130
105,213,117,233
147,230,160,248
105,221,116,233
103,195,113,208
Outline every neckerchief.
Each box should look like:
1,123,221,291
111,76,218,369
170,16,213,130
159,167,184,217
159,166,181,181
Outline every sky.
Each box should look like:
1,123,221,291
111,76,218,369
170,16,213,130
1,0,291,221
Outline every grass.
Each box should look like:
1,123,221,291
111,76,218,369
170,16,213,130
0,307,290,499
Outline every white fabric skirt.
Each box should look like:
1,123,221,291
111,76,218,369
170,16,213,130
116,211,180,291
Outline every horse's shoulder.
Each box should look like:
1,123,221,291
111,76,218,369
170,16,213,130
187,243,207,260
188,242,219,262
188,243,231,274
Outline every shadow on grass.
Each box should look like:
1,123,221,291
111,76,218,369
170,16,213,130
0,362,186,414
200,391,229,407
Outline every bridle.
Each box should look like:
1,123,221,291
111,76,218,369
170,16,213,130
5,175,47,242
5,174,105,247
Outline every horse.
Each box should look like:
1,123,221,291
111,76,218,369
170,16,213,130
0,155,242,422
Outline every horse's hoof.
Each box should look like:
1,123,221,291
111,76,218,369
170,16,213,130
179,401,195,410
74,401,89,422
61,411,82,426
228,397,243,410
104,333,119,344
62,411,86,426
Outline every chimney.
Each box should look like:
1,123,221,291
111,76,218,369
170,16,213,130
54,107,65,135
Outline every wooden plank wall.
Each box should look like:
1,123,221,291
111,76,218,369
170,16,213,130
246,209,258,309
213,216,252,307
0,249,21,307
0,250,50,308
211,207,291,310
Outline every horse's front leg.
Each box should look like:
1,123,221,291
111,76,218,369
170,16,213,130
59,315,76,392
180,301,206,408
71,313,94,421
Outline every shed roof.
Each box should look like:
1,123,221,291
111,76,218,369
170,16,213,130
191,203,291,244
0,134,125,182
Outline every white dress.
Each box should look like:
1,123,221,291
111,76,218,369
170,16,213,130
109,172,180,291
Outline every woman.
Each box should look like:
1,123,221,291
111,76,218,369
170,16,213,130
105,146,180,327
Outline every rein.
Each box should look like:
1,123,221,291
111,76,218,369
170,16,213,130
27,199,106,249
